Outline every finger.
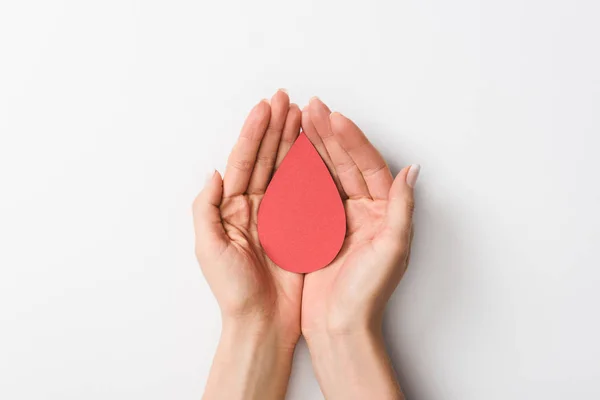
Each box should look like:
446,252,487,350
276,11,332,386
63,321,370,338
247,90,290,194
329,112,394,200
275,103,301,169
383,165,419,243
301,105,347,198
223,99,271,197
192,170,229,260
309,97,370,199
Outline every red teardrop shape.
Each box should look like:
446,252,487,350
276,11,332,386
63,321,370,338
258,132,346,273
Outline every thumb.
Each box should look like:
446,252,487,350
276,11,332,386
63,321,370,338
384,164,420,243
192,170,228,259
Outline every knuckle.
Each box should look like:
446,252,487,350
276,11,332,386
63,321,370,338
280,135,295,145
361,163,386,178
336,159,359,175
230,158,254,172
256,154,276,168
265,124,283,138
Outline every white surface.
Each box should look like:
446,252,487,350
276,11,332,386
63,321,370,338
1,0,599,399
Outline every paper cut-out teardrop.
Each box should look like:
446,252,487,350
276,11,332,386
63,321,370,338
258,132,346,273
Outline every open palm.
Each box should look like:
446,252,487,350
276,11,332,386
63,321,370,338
300,98,417,335
193,91,304,343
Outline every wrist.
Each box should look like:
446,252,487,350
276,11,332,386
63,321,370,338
304,323,403,400
303,309,383,342
221,315,299,353
203,317,297,400
304,324,383,358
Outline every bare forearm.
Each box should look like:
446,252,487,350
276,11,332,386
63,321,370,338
306,328,404,400
203,319,296,400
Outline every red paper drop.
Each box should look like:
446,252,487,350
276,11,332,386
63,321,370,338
258,132,346,273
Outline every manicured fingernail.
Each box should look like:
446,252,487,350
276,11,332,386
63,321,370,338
406,164,421,188
205,169,216,185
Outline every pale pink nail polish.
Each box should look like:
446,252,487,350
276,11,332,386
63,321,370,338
406,164,421,188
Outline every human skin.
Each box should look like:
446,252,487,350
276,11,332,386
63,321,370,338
300,97,418,400
193,90,303,400
193,92,419,400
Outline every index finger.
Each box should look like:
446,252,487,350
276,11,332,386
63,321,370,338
302,105,347,198
329,112,393,200
222,100,271,197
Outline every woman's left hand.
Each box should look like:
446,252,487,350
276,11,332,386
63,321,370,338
193,90,303,400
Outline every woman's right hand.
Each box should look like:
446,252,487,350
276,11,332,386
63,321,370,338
300,97,419,400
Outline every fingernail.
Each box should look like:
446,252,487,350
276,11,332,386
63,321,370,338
406,164,421,188
310,96,320,103
330,111,343,119
204,169,216,186
278,88,288,94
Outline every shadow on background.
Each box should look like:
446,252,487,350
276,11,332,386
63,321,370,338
381,166,473,400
